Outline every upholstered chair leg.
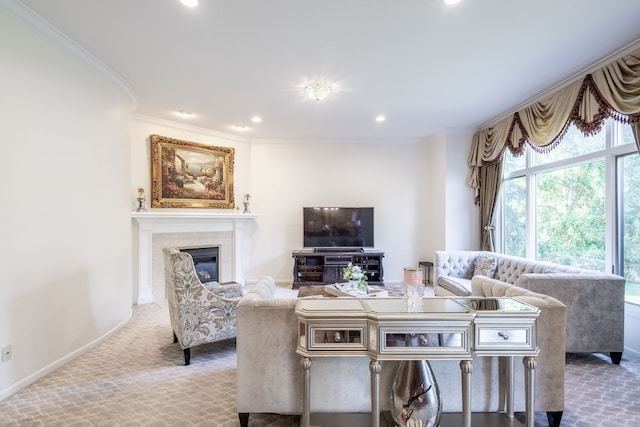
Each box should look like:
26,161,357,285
183,348,191,365
238,413,249,427
547,411,563,427
173,331,178,344
610,352,622,365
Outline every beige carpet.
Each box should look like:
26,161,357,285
0,303,639,426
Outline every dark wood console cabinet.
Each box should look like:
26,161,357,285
292,250,384,288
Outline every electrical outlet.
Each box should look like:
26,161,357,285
2,345,11,362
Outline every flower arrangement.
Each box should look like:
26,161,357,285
343,262,368,291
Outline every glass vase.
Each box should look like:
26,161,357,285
345,280,358,290
390,359,442,427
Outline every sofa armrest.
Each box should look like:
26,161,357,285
237,296,301,414
202,281,243,299
471,275,567,412
519,273,625,352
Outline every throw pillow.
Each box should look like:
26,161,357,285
474,255,497,278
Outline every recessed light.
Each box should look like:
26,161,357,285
375,115,386,123
177,110,193,117
232,124,249,131
180,0,198,7
443,0,462,5
251,116,262,123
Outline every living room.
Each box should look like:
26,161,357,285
2,0,640,425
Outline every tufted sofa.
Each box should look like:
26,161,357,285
434,250,626,364
236,276,567,427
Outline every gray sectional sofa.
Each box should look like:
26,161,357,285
434,250,626,364
236,275,567,427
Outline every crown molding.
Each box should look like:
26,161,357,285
1,0,137,106
134,114,252,144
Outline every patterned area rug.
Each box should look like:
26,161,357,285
0,303,639,426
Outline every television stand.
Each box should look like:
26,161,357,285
314,247,364,253
292,249,384,288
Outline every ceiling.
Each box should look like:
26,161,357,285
12,0,640,142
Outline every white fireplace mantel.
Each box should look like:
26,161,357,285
132,212,256,305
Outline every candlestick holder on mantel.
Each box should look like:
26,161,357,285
243,193,251,214
136,187,147,212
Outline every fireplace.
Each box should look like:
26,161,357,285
132,212,255,305
180,246,219,283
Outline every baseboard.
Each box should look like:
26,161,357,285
624,346,640,359
0,308,133,401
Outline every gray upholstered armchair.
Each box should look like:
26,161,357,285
163,248,243,365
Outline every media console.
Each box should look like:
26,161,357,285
292,249,384,288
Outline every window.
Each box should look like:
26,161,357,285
499,120,638,305
536,160,606,270
501,176,526,258
619,153,640,305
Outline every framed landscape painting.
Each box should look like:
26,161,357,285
150,134,235,209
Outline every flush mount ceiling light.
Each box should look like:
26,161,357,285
443,0,462,5
303,80,333,102
180,0,198,7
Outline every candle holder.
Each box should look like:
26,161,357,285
136,197,146,212
243,193,251,214
403,267,424,312
136,187,147,212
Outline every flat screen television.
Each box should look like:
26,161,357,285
303,207,374,249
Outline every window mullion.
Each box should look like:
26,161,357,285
526,172,536,260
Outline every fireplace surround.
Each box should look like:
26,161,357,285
132,212,255,305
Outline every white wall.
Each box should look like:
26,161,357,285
249,141,427,284
424,131,478,259
424,132,447,261
443,132,478,250
0,8,134,399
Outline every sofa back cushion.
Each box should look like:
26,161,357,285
435,251,488,279
493,254,563,286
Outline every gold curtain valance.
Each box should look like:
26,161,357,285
468,47,640,202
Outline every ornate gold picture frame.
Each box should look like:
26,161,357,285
150,134,235,209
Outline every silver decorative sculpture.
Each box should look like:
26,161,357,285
391,359,442,427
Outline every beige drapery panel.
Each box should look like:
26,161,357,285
478,162,502,251
469,47,640,204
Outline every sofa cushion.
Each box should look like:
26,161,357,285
474,255,497,278
248,282,274,298
437,276,472,296
273,287,299,299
